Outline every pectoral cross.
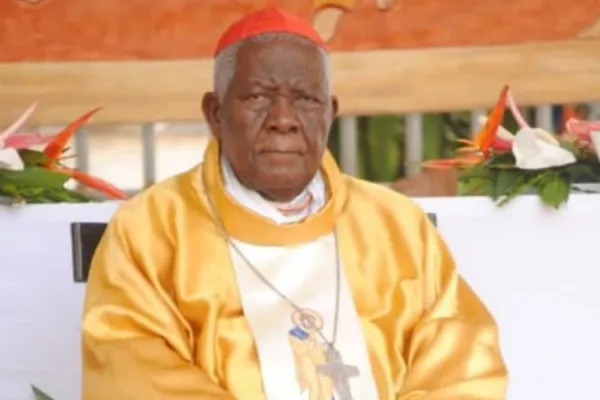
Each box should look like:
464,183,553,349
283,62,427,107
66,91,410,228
316,346,359,400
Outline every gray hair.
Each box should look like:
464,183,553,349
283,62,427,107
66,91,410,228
213,32,331,102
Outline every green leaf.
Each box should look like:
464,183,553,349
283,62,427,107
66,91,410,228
564,163,597,181
538,172,571,209
21,187,92,204
479,178,497,197
0,166,94,204
486,163,517,170
458,163,497,196
486,151,516,166
559,140,580,157
17,149,50,167
459,164,492,180
31,385,54,400
0,167,70,189
458,177,489,195
0,181,20,196
494,169,521,200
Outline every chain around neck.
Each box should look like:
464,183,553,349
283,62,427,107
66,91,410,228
202,172,342,347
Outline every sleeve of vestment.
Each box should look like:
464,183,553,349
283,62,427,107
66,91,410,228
397,213,508,400
81,209,235,400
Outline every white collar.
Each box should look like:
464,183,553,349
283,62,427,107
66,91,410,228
220,156,327,225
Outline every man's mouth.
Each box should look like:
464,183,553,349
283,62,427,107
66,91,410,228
260,150,304,156
258,151,304,163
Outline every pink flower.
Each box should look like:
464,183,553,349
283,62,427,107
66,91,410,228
565,119,600,143
3,133,54,149
0,103,55,170
491,137,512,152
0,103,54,150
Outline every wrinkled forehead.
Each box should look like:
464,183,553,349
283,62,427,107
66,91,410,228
233,38,328,91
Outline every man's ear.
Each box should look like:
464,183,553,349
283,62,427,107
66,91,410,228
329,95,339,120
202,92,221,139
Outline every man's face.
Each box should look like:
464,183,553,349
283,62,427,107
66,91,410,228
203,37,338,202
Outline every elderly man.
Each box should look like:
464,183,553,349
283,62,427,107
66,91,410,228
82,6,507,400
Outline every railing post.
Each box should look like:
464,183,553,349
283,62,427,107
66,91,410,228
339,116,359,176
404,113,423,176
470,109,487,137
535,105,554,132
74,128,90,173
141,123,157,187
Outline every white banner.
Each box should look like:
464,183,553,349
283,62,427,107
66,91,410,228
1,195,599,400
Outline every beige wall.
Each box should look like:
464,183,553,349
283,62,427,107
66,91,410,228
4,39,600,126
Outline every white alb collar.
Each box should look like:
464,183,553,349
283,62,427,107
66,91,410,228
220,156,326,224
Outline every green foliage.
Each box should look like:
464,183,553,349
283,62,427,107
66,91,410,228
0,147,95,205
327,113,455,182
422,114,448,160
31,385,54,400
18,149,52,167
326,107,536,182
0,166,93,204
1,167,70,188
537,171,571,208
318,108,599,207
459,151,600,209
359,115,402,181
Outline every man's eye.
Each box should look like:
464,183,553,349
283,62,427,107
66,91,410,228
248,94,267,101
296,96,320,106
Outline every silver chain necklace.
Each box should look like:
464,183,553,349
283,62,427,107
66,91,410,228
202,173,362,399
203,182,341,347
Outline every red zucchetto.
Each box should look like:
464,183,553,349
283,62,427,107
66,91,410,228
214,6,326,56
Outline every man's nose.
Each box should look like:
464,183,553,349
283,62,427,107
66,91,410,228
266,96,300,134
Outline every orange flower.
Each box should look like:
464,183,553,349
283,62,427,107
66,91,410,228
422,154,484,169
41,108,128,200
42,107,102,167
423,85,509,169
52,167,128,200
455,85,509,157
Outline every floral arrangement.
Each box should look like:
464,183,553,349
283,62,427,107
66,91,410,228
0,103,127,205
0,104,126,398
424,85,600,208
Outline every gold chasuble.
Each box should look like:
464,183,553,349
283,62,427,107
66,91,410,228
82,140,508,400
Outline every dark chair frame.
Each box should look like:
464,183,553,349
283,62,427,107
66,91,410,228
71,222,107,283
70,213,437,283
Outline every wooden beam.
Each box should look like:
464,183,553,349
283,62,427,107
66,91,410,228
1,39,600,126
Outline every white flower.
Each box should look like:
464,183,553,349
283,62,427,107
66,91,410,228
64,178,78,190
512,127,576,170
0,148,24,171
478,116,577,170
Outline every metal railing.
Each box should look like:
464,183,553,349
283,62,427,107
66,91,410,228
64,104,600,193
